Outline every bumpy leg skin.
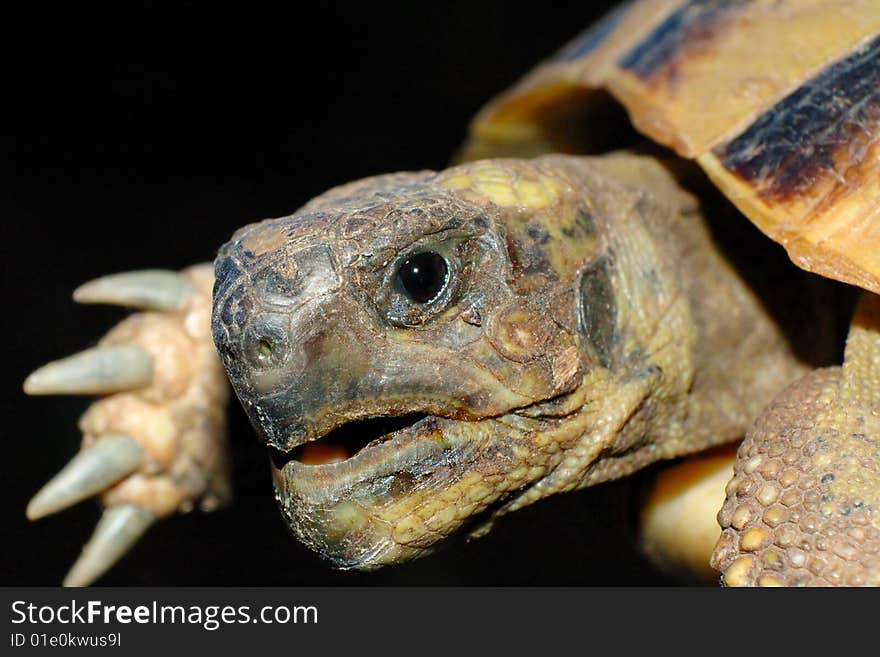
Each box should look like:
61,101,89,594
711,293,880,586
23,265,230,586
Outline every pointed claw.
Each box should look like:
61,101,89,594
63,505,154,587
73,270,193,311
27,435,144,521
23,345,153,395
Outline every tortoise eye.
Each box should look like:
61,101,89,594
394,252,449,304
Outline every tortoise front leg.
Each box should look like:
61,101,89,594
712,293,880,586
23,264,231,586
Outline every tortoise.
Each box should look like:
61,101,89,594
22,0,880,586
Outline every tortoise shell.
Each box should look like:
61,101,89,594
465,0,880,294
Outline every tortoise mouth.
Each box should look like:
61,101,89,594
266,401,544,569
270,412,432,469
270,409,462,514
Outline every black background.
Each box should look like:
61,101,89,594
1,1,683,585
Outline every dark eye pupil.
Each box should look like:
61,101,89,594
395,252,448,303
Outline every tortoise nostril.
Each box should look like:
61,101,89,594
241,312,291,369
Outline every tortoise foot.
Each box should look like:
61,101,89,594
712,293,880,586
23,264,230,586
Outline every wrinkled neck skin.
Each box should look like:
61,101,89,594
467,154,807,530
213,154,806,569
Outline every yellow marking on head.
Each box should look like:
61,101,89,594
441,161,568,211
538,174,564,197
468,160,512,179
472,180,520,207
515,180,554,209
439,174,473,190
440,162,519,206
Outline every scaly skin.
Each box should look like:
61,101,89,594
712,293,880,586
211,153,807,569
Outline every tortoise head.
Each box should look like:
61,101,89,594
210,157,681,568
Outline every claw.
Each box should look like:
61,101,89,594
23,345,153,395
73,269,193,311
27,435,144,521
63,505,155,587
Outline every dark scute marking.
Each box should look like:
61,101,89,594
526,224,551,244
562,210,597,238
212,253,244,300
505,234,524,272
506,231,550,279
619,0,750,80
576,209,596,235
578,254,617,369
213,258,253,344
254,265,300,300
218,290,253,339
715,34,880,202
554,0,633,62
